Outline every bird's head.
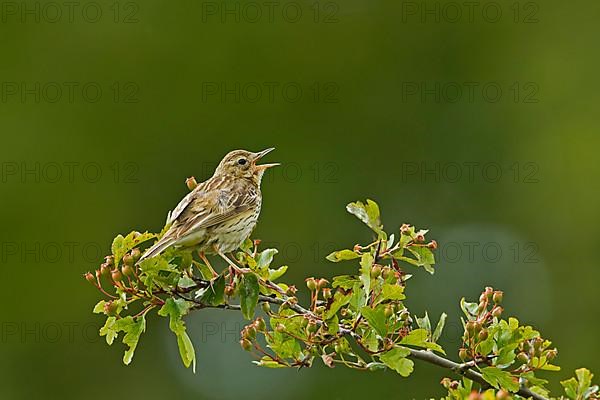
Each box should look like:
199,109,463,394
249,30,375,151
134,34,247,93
215,148,279,184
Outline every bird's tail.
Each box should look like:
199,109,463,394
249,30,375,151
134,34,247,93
136,236,175,265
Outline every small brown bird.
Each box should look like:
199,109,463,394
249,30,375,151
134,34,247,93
138,148,278,274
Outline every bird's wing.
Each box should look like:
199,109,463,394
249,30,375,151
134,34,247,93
172,183,259,239
166,185,201,226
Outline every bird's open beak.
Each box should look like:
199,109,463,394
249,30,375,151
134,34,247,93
253,147,280,170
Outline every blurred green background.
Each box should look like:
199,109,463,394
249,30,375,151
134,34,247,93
1,0,599,398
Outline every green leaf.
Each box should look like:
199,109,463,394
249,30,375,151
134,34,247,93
406,246,435,274
257,249,278,270
240,273,260,320
379,346,414,377
116,316,146,365
416,313,431,332
481,367,520,392
98,315,146,365
346,199,385,237
268,265,288,281
361,305,388,337
561,368,597,400
400,328,445,354
93,300,107,314
332,275,359,289
253,357,287,368
326,249,360,262
432,313,447,342
158,298,196,371
112,231,156,265
198,274,226,306
324,291,351,320
381,284,405,301
99,316,118,345
460,297,479,317
359,253,373,305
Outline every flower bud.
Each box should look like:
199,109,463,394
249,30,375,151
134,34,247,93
261,302,271,313
322,288,332,300
122,253,134,267
415,234,425,242
240,338,252,351
400,310,410,321
479,293,488,303
485,287,494,299
517,352,529,363
286,285,297,296
493,291,503,304
122,264,134,277
100,263,111,276
459,348,468,361
314,306,325,314
427,240,438,250
104,301,119,316
104,255,114,267
254,317,266,332
400,224,411,233
382,267,392,279
245,325,257,339
370,265,382,279
305,277,317,291
317,279,329,290
111,269,123,282
224,285,234,296
466,321,476,335
131,248,141,262
186,176,198,190
84,272,96,284
384,304,394,318
478,329,488,341
275,324,285,333
491,306,503,318
546,349,557,360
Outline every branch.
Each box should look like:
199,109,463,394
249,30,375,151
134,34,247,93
182,284,548,400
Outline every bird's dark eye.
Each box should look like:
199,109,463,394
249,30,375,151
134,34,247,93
238,158,247,165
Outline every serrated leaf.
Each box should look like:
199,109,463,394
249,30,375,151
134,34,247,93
361,305,388,337
324,291,351,320
240,273,260,320
112,231,156,265
332,275,358,289
481,367,520,392
93,300,107,314
326,249,360,262
158,298,196,371
379,346,414,377
381,284,405,301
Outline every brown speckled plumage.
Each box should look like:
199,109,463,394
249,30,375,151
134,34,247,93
138,148,277,263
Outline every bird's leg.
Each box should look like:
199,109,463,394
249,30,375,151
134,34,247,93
198,251,218,278
217,251,244,274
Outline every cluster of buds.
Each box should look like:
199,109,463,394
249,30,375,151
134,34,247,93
460,287,504,360
516,336,557,367
240,317,267,352
84,248,142,294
